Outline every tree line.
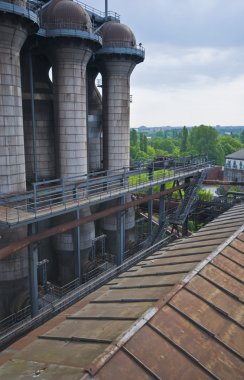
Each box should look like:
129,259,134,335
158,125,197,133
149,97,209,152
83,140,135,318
130,125,244,165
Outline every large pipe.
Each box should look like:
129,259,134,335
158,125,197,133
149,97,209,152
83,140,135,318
203,180,244,185
105,0,108,19
0,183,188,259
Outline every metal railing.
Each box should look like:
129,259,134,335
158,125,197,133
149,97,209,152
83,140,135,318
0,233,175,348
75,0,120,21
0,158,212,226
0,305,31,333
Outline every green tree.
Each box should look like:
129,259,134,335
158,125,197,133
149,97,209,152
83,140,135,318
143,134,148,153
217,135,242,160
189,125,218,160
240,130,244,143
130,128,137,146
180,126,188,152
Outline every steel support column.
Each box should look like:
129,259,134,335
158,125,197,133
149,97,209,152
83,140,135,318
28,223,38,317
116,196,125,266
147,165,154,236
28,50,38,183
182,177,191,236
182,216,188,237
147,187,153,236
74,208,81,283
159,184,166,225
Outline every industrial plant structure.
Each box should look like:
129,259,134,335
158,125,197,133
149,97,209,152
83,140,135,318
0,0,211,330
0,1,243,379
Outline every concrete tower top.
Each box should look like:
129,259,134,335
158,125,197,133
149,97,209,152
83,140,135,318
42,0,92,31
101,21,136,48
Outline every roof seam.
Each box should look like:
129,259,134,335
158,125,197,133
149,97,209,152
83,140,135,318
185,286,244,329
209,262,243,284
198,273,243,302
83,224,244,377
147,323,220,380
168,303,244,361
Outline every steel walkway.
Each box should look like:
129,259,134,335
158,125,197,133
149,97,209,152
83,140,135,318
0,161,211,227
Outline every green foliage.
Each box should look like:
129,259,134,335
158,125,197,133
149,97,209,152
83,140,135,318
217,135,242,155
150,137,176,154
240,130,244,143
130,128,137,145
198,189,214,201
189,125,218,160
188,220,204,232
180,126,188,152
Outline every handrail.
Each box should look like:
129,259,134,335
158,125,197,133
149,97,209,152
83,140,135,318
0,159,212,226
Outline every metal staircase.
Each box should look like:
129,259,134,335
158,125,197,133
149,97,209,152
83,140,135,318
169,169,208,225
147,169,208,246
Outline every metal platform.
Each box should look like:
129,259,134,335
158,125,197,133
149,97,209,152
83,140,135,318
0,161,211,227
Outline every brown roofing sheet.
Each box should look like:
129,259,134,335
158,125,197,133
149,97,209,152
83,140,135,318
222,245,244,266
88,229,244,380
186,275,244,326
1,204,244,379
149,306,244,380
200,265,243,301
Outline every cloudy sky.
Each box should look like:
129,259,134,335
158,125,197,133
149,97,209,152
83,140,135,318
86,0,244,127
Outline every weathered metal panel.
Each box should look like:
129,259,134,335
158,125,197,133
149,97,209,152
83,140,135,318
140,253,207,266
93,350,152,380
200,265,243,301
186,275,244,325
222,246,244,266
0,359,85,380
230,237,244,253
150,306,244,380
124,324,211,380
169,288,244,356
212,255,244,282
15,339,107,368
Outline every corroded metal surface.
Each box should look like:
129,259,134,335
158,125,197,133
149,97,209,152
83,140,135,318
0,204,244,379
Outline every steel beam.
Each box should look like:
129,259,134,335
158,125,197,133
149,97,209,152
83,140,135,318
0,184,188,260
74,208,81,283
116,196,125,266
159,184,166,225
28,223,39,317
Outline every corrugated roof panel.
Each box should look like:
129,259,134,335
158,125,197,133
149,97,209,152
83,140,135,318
1,204,244,379
95,350,153,380
211,255,244,282
222,245,244,266
149,306,244,380
200,265,243,301
186,275,244,326
124,324,211,380
169,288,244,356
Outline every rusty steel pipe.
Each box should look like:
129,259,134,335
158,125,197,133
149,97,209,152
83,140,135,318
0,184,188,259
203,180,244,186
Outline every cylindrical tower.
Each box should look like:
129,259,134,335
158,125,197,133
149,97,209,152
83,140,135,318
21,53,55,182
87,64,103,172
41,0,101,283
0,0,39,316
97,21,144,253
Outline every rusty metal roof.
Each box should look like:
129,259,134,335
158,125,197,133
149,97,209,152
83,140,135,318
0,203,244,379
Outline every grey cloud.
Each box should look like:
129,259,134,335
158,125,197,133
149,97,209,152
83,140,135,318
131,45,244,89
88,0,244,47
